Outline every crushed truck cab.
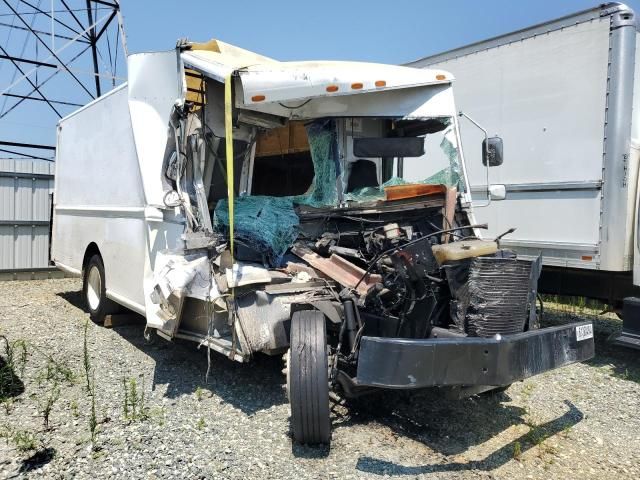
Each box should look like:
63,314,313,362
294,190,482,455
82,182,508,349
51,39,594,446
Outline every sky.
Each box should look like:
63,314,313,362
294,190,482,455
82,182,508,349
120,0,640,63
3,0,640,157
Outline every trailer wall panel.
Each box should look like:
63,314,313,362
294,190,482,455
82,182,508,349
410,15,618,270
0,158,57,280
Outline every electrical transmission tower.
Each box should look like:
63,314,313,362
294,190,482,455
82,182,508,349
0,0,127,161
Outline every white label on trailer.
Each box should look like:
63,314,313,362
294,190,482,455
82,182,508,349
576,324,594,342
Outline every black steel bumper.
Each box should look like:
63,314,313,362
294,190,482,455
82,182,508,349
355,322,595,389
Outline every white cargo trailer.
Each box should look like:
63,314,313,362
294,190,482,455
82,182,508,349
408,3,640,336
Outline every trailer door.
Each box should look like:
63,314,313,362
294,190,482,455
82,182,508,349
418,18,612,269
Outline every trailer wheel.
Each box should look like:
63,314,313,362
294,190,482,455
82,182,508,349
288,310,331,445
82,254,114,324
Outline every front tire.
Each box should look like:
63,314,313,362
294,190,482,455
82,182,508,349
82,254,115,324
288,310,331,445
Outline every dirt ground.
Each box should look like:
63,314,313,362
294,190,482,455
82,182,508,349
0,278,639,479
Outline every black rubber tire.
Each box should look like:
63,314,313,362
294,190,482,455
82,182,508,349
82,254,115,324
289,310,331,445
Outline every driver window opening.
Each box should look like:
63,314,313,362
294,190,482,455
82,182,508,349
251,121,315,196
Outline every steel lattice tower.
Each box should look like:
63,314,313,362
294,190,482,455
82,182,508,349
0,0,127,161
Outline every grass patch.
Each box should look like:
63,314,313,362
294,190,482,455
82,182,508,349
36,357,76,386
196,417,206,430
614,367,640,383
122,376,148,422
38,383,61,430
12,429,37,452
512,441,522,461
147,406,166,426
195,386,206,401
70,399,79,418
521,382,535,400
83,320,91,392
521,418,562,462
1,426,38,453
541,295,610,318
89,372,98,445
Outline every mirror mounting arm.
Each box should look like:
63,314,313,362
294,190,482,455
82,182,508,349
458,111,492,209
459,111,489,150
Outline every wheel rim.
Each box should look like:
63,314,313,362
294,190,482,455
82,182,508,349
285,349,291,402
86,265,102,311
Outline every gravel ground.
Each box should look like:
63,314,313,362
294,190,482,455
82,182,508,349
0,278,639,479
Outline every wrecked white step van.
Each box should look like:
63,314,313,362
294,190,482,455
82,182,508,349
51,39,595,445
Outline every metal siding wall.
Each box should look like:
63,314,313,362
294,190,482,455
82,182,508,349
0,158,55,275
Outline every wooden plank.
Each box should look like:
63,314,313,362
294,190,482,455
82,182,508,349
103,312,144,328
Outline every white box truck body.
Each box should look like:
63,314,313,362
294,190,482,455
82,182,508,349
407,2,640,308
51,39,595,444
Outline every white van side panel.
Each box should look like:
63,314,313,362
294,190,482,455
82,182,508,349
52,85,147,311
412,18,612,269
127,51,182,207
126,51,187,320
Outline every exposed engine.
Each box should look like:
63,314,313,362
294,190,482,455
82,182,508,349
295,200,541,342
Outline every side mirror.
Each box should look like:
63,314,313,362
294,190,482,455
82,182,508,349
482,136,503,167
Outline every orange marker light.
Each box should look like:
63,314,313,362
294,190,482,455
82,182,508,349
581,255,593,261
351,82,363,90
251,95,266,102
436,74,446,80
375,80,386,87
326,85,339,92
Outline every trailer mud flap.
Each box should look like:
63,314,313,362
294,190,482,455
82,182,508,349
355,322,595,389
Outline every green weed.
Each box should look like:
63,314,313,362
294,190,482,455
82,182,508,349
122,376,148,421
70,399,79,418
89,372,97,445
195,386,206,401
513,441,522,460
39,382,61,430
12,429,37,452
83,320,91,392
0,337,27,401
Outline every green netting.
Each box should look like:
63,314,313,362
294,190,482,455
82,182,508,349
213,196,299,266
213,120,341,265
293,119,339,207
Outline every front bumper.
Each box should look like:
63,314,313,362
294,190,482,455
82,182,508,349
355,322,595,389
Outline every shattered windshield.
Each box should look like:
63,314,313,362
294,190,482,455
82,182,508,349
343,116,465,203
213,116,465,265
238,116,465,208
399,119,463,188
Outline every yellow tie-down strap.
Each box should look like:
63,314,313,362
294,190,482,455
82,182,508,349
224,73,235,266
